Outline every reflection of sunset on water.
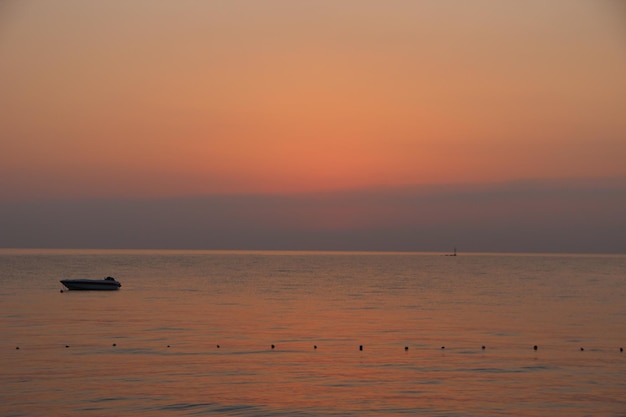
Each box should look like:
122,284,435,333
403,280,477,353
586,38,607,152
2,251,625,415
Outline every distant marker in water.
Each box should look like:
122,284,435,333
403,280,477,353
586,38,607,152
359,345,363,351
271,344,275,350
314,345,317,350
482,345,486,350
441,346,445,350
620,347,623,352
533,345,538,351
404,346,408,351
112,343,117,347
580,347,584,351
16,346,19,350
65,345,70,348
216,344,220,349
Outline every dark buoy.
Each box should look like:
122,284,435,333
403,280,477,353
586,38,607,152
533,345,538,351
620,347,623,352
271,344,275,349
482,345,486,350
217,344,220,349
441,346,445,350
60,289,64,293
580,347,584,351
359,345,363,351
65,345,70,348
16,346,20,350
314,345,317,350
112,343,117,347
404,346,409,351
167,345,170,348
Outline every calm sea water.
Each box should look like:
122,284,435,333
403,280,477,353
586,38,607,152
1,249,625,416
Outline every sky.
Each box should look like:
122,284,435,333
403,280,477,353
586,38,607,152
1,0,625,252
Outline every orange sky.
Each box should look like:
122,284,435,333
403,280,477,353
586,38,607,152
1,0,625,199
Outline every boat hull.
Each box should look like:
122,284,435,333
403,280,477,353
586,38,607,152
60,279,121,291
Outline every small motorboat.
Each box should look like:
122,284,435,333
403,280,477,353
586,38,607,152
60,276,122,291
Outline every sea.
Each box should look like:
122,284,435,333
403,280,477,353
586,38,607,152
1,249,625,417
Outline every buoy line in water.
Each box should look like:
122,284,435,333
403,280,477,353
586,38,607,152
10,342,625,354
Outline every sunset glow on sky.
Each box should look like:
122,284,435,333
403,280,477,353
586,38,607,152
1,1,625,252
2,0,625,198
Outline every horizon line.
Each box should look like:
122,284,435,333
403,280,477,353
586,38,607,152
1,247,624,257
